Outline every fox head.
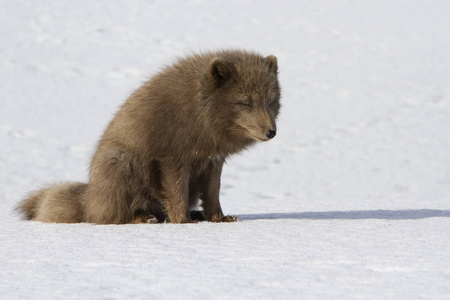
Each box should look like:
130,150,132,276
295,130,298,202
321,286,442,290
204,52,281,143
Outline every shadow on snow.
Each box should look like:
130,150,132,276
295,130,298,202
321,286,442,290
238,209,450,221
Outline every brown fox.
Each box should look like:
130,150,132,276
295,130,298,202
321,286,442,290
16,49,281,224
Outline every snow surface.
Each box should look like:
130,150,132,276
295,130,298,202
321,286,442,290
1,1,450,299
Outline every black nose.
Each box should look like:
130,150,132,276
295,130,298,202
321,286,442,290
266,130,276,139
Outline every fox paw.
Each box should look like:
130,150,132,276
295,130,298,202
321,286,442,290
210,215,239,223
132,214,159,224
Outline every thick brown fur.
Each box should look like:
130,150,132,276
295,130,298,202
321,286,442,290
16,49,281,224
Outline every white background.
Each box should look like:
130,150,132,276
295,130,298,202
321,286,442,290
1,1,449,299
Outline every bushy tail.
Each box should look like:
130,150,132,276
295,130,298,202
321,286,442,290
16,182,87,223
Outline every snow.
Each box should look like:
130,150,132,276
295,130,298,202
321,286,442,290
1,1,450,299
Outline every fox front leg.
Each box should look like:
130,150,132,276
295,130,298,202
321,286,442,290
200,160,238,222
160,162,192,223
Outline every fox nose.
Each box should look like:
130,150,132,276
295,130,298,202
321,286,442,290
266,130,276,139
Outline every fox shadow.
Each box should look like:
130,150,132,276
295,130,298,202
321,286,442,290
238,209,450,221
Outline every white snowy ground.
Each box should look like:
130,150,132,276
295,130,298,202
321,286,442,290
1,1,449,299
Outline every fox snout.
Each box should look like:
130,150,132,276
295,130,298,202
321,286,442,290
254,127,276,142
240,119,277,142
233,104,278,142
260,113,277,141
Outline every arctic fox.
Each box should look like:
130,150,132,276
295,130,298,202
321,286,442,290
16,49,281,224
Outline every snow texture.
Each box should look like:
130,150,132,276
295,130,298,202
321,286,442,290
1,1,450,299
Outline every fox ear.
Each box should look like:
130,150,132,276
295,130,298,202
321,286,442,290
265,55,278,74
209,58,235,88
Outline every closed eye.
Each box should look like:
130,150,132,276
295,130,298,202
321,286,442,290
237,102,252,107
